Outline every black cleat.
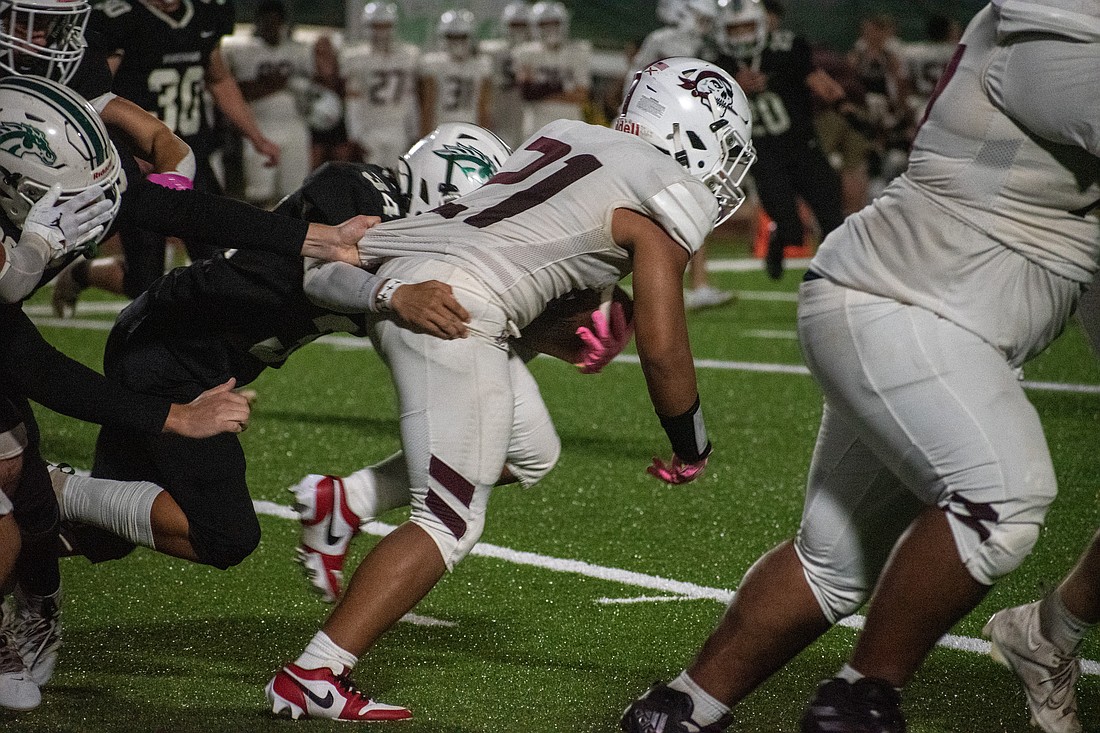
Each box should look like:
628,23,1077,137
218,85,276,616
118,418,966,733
765,240,785,280
801,677,906,733
621,681,732,733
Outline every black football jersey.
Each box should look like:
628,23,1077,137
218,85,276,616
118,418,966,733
110,162,406,387
90,0,235,154
716,29,817,147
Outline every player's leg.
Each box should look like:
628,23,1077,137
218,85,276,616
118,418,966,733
501,353,560,489
796,281,1055,730
270,261,514,721
0,400,38,712
276,121,312,202
622,403,919,732
750,148,803,280
791,144,845,240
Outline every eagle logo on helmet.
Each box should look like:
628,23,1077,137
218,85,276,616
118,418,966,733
0,122,58,167
678,69,743,122
434,142,496,185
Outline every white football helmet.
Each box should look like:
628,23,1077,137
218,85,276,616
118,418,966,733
717,0,768,58
529,1,568,47
0,0,90,84
499,1,530,45
0,75,124,233
657,0,684,26
361,1,397,49
616,57,756,225
678,0,718,37
437,8,475,61
399,122,511,216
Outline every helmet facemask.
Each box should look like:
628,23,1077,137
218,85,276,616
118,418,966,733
0,0,90,84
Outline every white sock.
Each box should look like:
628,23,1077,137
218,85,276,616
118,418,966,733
342,452,411,524
58,474,161,549
667,670,729,727
295,631,358,674
836,664,864,683
1040,592,1095,656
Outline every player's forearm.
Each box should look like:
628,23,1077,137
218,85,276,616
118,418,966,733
208,75,268,145
101,96,194,175
0,234,51,304
302,259,387,313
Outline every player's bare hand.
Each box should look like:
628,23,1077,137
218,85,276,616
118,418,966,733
735,68,768,94
806,68,845,104
252,135,281,167
391,281,470,339
163,378,251,438
302,215,380,265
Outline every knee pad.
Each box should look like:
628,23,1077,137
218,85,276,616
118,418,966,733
408,471,490,571
793,538,871,624
190,515,261,570
945,505,1044,586
506,430,560,489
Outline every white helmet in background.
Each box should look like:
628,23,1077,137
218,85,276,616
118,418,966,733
678,0,718,37
0,75,124,236
615,57,756,225
289,77,343,133
499,1,530,45
361,1,397,49
529,1,568,47
399,122,511,215
656,0,684,26
0,0,90,84
717,0,768,58
437,8,476,61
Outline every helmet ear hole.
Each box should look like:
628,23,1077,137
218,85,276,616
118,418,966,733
400,122,513,216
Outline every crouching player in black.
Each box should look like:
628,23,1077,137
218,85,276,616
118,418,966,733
55,124,509,574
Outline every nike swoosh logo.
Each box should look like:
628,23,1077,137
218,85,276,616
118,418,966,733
325,485,346,546
289,674,335,709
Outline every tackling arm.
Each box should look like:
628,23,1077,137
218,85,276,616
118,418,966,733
100,96,195,177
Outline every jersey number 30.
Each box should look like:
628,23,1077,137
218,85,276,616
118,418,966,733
148,65,206,136
437,137,602,227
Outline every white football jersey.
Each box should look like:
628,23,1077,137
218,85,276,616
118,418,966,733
357,119,718,328
511,39,591,136
479,37,525,148
992,0,1100,41
902,40,957,109
811,5,1100,365
419,51,492,125
222,35,314,122
341,42,420,141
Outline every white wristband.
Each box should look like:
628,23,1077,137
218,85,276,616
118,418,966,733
374,278,405,312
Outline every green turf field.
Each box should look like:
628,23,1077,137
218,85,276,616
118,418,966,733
7,256,1100,732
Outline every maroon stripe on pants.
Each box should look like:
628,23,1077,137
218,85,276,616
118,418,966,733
425,455,477,539
430,455,475,506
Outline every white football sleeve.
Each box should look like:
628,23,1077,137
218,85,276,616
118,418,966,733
641,179,720,256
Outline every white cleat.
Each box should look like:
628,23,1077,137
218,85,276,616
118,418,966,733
983,602,1083,733
290,475,362,603
6,585,61,687
0,628,40,711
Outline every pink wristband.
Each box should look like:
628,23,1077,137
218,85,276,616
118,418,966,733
147,172,193,190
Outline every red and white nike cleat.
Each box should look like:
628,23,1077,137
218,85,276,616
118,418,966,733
266,663,411,722
290,475,362,603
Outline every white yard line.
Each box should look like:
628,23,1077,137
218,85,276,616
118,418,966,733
254,501,1100,676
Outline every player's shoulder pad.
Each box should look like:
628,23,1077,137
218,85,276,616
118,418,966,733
642,179,718,255
94,0,133,19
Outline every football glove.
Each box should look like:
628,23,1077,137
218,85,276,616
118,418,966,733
22,184,113,258
646,454,708,485
575,301,632,374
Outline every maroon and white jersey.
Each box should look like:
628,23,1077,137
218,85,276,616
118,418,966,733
356,119,717,328
419,50,492,125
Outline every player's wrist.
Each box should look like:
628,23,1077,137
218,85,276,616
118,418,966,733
373,278,406,312
658,396,711,463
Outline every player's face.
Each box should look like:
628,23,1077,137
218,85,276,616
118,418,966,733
506,20,528,44
369,22,394,50
724,21,759,48
538,20,563,47
256,11,284,45
444,34,471,60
